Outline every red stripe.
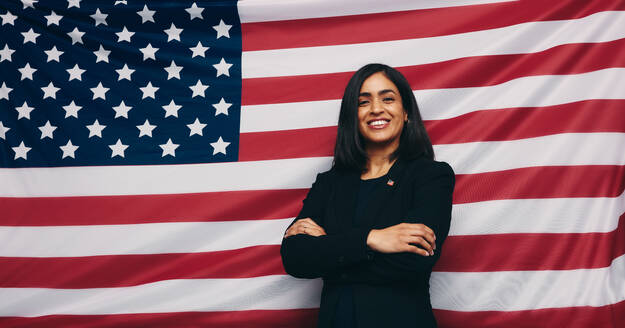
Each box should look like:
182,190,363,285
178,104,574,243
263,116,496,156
0,245,284,288
242,37,625,105
0,189,307,226
239,100,625,161
435,212,625,272
426,99,625,144
239,127,336,161
0,309,318,328
454,165,625,204
434,299,625,328
241,0,624,51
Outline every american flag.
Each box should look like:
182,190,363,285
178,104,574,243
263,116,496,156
1,0,624,327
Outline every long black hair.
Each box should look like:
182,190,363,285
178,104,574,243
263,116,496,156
333,63,434,172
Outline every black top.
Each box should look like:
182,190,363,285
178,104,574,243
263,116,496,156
332,175,387,328
281,157,455,328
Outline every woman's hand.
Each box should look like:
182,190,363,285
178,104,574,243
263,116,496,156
284,218,327,238
366,223,436,256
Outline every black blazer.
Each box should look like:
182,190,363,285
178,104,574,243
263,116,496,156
280,157,455,328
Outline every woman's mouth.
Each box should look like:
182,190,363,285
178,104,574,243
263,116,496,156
367,119,390,129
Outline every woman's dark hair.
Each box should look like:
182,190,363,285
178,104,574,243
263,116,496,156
333,63,434,172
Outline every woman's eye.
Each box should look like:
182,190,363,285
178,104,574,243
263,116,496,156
384,97,394,102
358,100,369,106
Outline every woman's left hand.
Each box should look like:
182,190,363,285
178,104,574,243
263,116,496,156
284,218,327,238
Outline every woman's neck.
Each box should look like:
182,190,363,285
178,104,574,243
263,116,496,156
362,143,398,179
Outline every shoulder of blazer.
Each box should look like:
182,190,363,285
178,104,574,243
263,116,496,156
400,157,455,185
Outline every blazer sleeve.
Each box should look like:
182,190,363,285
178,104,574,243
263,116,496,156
280,172,373,279
327,161,455,284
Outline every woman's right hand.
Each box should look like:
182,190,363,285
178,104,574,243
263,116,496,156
366,223,436,256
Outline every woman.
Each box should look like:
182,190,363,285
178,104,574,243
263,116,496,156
281,64,455,328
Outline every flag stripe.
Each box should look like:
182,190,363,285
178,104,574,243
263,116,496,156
430,254,625,311
0,276,323,316
240,99,625,161
237,0,511,23
433,299,625,328
241,10,625,78
242,0,624,51
1,214,622,289
0,189,308,226
437,212,625,271
450,193,625,235
454,165,625,204
0,309,319,328
242,38,625,106
0,245,284,288
241,68,625,132
0,219,291,257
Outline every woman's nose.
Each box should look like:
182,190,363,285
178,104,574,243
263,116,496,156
371,99,384,113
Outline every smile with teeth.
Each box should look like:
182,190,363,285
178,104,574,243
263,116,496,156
368,119,390,128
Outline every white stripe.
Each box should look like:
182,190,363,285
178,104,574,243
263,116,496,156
450,192,625,235
430,254,625,311
0,219,293,257
0,275,322,316
242,11,625,78
238,0,513,23
435,132,625,174
240,68,625,132
0,157,333,197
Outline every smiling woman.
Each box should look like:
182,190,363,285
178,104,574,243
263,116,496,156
281,64,455,328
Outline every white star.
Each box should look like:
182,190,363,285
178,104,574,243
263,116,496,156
187,118,206,136
164,60,182,80
12,141,31,160
15,101,34,119
18,63,37,80
41,82,60,99
93,45,111,63
137,119,156,137
67,27,85,45
90,9,107,26
116,26,134,42
186,3,204,20
189,80,208,98
1,11,18,26
62,100,82,118
210,136,230,155
140,82,158,99
66,64,85,81
22,28,40,44
60,140,79,159
109,139,128,158
45,46,63,62
140,43,158,61
137,5,155,23
0,44,15,62
0,121,9,139
213,58,232,77
90,82,109,100
162,99,181,117
116,64,135,81
189,41,209,58
213,19,232,39
113,100,132,118
213,98,231,116
159,138,179,157
21,0,37,9
164,23,183,42
45,10,62,26
86,119,106,138
115,0,127,5
0,82,12,100
67,0,80,9
39,121,57,139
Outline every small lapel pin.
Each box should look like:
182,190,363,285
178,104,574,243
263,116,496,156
387,179,394,186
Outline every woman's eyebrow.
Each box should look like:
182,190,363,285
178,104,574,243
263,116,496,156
378,89,396,95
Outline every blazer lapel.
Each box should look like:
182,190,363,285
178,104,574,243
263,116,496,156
333,169,360,233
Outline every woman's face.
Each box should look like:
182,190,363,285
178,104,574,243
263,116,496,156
357,72,407,150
